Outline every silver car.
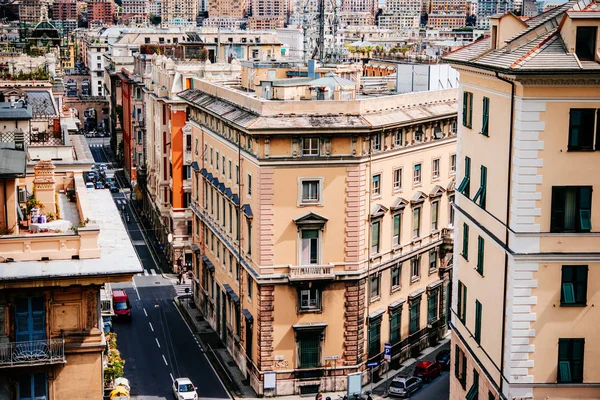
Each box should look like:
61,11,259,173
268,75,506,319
388,375,423,398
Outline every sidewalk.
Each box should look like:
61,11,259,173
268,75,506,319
173,292,450,400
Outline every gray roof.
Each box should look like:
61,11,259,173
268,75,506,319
310,73,356,88
0,148,26,177
443,0,600,72
0,103,33,120
26,91,58,117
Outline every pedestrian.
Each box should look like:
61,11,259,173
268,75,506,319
178,272,182,285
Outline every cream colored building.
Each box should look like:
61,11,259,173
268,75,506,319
161,0,198,25
444,2,600,399
180,72,458,395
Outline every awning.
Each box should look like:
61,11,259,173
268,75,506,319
191,244,200,254
211,177,220,187
223,284,240,304
218,183,226,193
243,204,253,218
224,188,233,198
242,309,253,322
201,255,214,271
206,172,213,181
200,168,207,177
232,194,240,205
191,161,199,171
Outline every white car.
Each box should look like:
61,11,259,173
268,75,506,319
172,377,197,400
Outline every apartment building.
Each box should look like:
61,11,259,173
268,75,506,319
428,13,467,28
476,0,513,28
88,0,117,26
52,0,77,21
340,0,377,14
87,41,108,97
122,0,149,24
18,0,43,25
180,72,458,396
247,0,289,30
0,139,141,399
207,0,246,19
161,0,198,25
443,1,600,399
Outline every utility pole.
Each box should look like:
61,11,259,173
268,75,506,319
316,0,325,61
331,0,339,62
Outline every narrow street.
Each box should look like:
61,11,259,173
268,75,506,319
89,142,230,400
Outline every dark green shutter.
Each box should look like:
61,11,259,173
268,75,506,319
457,281,463,323
462,284,468,323
299,333,321,368
462,92,468,126
579,186,592,231
569,109,580,149
454,345,460,379
572,338,584,382
475,300,482,344
482,97,489,136
551,187,566,232
462,223,469,260
468,92,473,128
477,236,484,275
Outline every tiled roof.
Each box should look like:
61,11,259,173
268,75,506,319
443,0,600,72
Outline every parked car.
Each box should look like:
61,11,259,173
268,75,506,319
435,349,451,370
102,316,112,333
86,182,95,190
112,290,131,320
388,376,422,398
109,183,119,193
413,361,442,382
95,181,104,189
172,377,197,400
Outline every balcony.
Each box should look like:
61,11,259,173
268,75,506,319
0,339,66,368
288,264,335,281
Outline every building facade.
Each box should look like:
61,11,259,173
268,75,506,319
52,0,78,21
88,0,117,26
161,0,198,25
122,0,149,24
444,2,600,399
182,76,458,396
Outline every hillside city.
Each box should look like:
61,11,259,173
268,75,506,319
0,0,597,399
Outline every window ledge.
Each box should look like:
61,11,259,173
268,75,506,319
298,202,324,207
428,268,438,276
410,276,420,284
372,195,383,200
392,188,403,194
297,308,322,314
391,285,402,294
559,303,587,307
370,296,381,303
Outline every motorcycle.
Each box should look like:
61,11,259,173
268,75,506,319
125,213,130,223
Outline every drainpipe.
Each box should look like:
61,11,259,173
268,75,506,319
366,133,373,366
495,71,515,396
3,179,7,231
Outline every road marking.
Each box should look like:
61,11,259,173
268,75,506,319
131,277,141,300
143,308,148,317
144,270,149,276
137,273,142,276
155,338,161,348
149,322,154,332
151,269,157,276
162,354,168,366
170,373,174,383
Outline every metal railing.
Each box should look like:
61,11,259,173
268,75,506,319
0,339,66,367
289,264,335,280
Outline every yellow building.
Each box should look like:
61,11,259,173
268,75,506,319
180,73,458,395
0,140,141,399
444,2,600,399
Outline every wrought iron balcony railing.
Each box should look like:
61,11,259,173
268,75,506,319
0,339,66,368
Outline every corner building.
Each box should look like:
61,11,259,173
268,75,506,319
444,2,600,399
181,78,458,395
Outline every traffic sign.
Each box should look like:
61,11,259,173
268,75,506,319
367,361,378,368
384,343,392,362
325,355,339,360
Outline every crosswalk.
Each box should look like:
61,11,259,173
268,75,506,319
174,282,192,296
137,269,158,276
89,144,104,148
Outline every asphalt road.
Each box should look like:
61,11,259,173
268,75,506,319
409,372,449,400
89,143,230,400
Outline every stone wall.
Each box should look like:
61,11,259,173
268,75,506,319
343,279,366,366
257,284,274,371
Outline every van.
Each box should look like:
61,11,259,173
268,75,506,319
86,182,94,189
112,290,132,320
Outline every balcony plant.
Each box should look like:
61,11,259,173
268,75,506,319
104,332,125,389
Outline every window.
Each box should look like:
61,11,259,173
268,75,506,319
370,274,380,299
18,373,47,400
303,137,320,156
247,219,252,255
428,288,438,322
551,186,592,232
228,160,232,179
449,194,455,225
299,288,320,310
15,297,45,344
216,152,219,170
409,298,420,334
372,174,381,196
301,180,321,204
466,369,479,400
568,109,599,151
451,120,457,134
371,220,380,254
432,159,440,179
473,165,487,209
474,300,482,344
247,174,252,196
410,256,420,280
301,230,319,265
575,26,597,61
489,392,495,400
429,249,437,271
455,345,467,389
373,133,382,151
462,91,473,128
368,318,382,357
477,236,485,275
391,264,400,288
228,252,233,273
561,265,588,306
392,213,401,246
389,308,401,344
450,154,456,173
395,130,403,146
481,97,490,136
229,204,233,233
558,338,584,383
236,165,240,185
236,261,240,281
457,281,467,323
298,331,321,368
247,275,253,299
210,148,213,165
431,201,439,231
457,156,471,197
393,168,402,191
413,164,421,184
462,223,469,260
222,156,225,174
412,207,421,238
414,127,424,143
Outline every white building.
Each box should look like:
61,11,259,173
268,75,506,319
149,0,161,16
87,42,108,97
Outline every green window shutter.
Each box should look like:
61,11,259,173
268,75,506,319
462,92,468,126
482,97,489,136
457,281,463,322
462,223,469,259
428,290,438,322
454,345,460,379
551,187,566,232
466,369,479,400
477,236,484,275
468,92,473,128
393,214,400,237
579,186,592,231
558,361,572,382
299,333,320,368
475,300,482,344
462,284,468,323
572,338,585,382
473,165,487,209
562,283,575,304
372,221,380,252
569,109,580,149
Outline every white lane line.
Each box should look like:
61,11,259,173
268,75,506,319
137,273,142,276
149,322,154,332
155,338,161,348
131,277,141,300
143,308,148,317
162,354,168,366
170,373,174,383
151,269,157,276
144,270,149,276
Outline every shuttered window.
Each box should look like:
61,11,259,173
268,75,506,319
476,236,485,275
561,265,588,306
475,300,482,344
558,338,584,383
462,91,473,128
457,156,471,197
368,318,382,358
457,281,467,323
473,165,487,209
389,308,401,345
466,369,479,400
481,97,490,136
551,186,592,233
462,223,469,260
409,298,421,334
298,332,321,368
